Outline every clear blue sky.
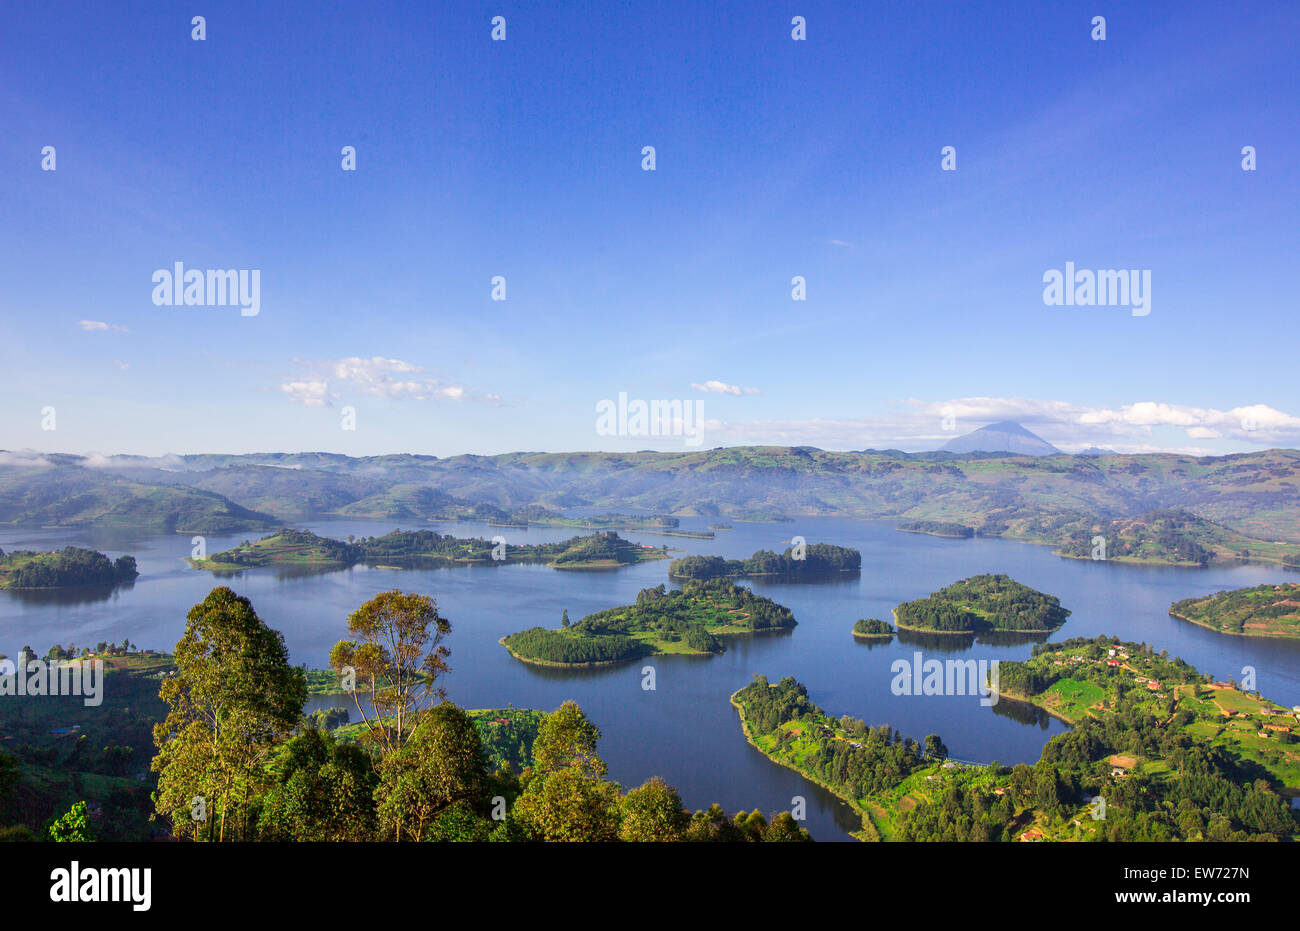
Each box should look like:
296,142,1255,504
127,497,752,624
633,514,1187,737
2,1,1297,457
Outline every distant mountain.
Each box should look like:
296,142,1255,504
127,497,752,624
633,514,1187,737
1076,446,1119,457
938,421,1061,456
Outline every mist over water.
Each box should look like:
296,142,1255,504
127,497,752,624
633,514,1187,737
3,516,1296,840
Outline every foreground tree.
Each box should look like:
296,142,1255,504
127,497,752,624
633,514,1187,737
374,702,485,841
618,777,690,842
257,728,378,841
152,587,306,841
329,590,451,755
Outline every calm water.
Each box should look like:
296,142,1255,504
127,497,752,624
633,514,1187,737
4,516,1298,841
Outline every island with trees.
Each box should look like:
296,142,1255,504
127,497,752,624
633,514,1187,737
897,520,975,539
892,574,1070,634
851,618,895,641
500,579,797,667
668,543,861,582
187,527,668,573
1169,583,1300,639
0,546,138,590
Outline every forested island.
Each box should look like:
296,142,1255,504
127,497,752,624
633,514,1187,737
735,638,1300,842
892,574,1070,634
187,528,667,573
897,520,975,539
500,579,797,667
668,543,861,582
1170,583,1300,639
851,618,895,641
0,546,138,590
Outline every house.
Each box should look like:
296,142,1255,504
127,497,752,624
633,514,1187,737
1111,767,1128,777
1107,659,1120,667
1146,681,1162,691
1017,827,1046,842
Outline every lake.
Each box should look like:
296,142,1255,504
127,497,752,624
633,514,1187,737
3,516,1298,841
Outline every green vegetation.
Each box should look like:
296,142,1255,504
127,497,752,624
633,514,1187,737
1051,508,1300,567
1170,582,1300,639
138,584,807,842
0,649,170,840
668,543,861,581
897,520,974,538
731,676,940,840
188,527,667,573
892,637,1299,841
736,643,1300,842
0,547,138,589
501,579,797,667
893,574,1070,634
851,618,895,640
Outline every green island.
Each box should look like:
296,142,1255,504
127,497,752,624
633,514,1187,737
186,527,668,573
1051,508,1300,568
892,574,1070,634
851,618,895,641
0,546,138,590
1170,582,1300,639
667,543,861,582
897,520,975,539
735,638,1300,842
500,579,797,667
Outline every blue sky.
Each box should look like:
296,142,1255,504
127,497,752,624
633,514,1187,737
2,0,1297,457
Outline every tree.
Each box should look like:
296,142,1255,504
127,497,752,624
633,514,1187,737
329,590,451,755
152,587,306,841
514,767,621,842
561,609,570,628
257,728,377,842
531,701,605,778
619,777,690,841
374,703,485,842
48,801,94,842
924,734,949,761
763,811,813,842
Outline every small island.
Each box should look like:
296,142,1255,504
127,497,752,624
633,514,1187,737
1170,583,1300,639
897,520,975,539
851,618,895,641
668,543,861,582
0,546,138,590
893,574,1070,634
187,528,668,573
500,579,797,667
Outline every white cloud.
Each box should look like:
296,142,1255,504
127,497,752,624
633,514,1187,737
691,380,760,396
78,320,128,333
280,357,490,406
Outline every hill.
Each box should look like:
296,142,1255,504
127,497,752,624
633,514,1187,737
7,447,1300,555
1170,583,1300,639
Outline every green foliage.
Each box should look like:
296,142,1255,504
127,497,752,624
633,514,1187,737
48,800,94,842
669,543,861,580
1171,582,1300,638
0,547,138,589
895,574,1070,632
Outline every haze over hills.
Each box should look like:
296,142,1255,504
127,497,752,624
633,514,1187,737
939,421,1061,456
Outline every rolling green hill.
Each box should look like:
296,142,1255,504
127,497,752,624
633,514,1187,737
7,448,1300,558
